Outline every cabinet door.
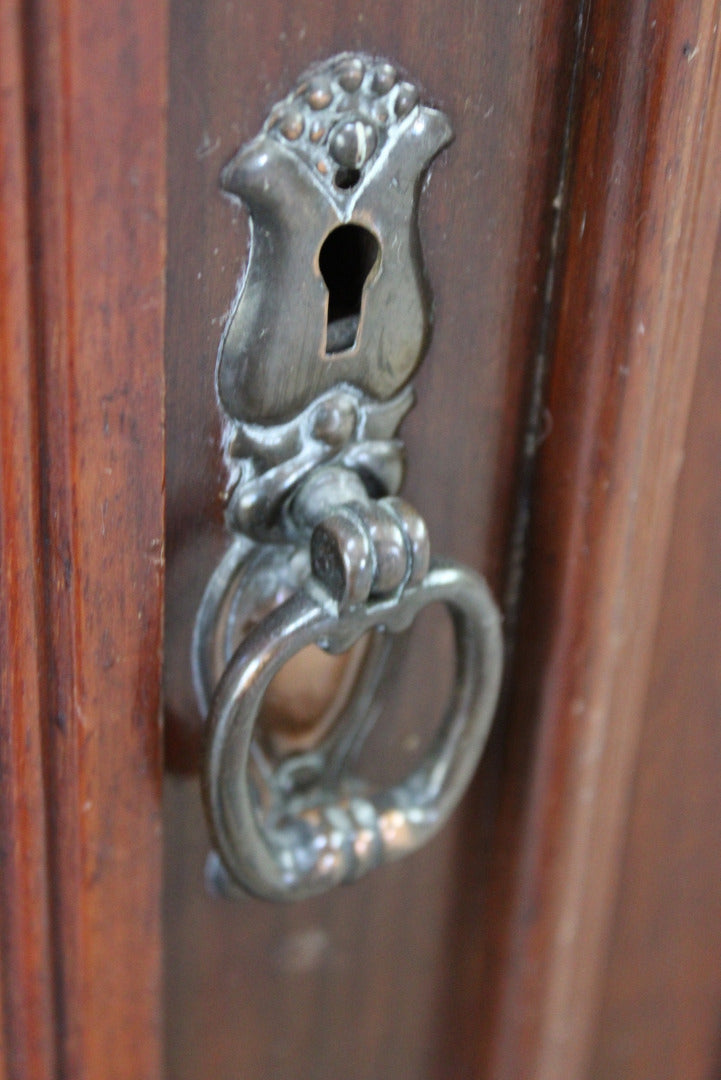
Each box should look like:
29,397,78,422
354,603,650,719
162,1,721,1078
2,0,720,1078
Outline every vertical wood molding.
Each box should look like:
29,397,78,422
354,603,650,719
1,0,168,1075
0,2,57,1076
485,1,721,1077
590,223,721,1080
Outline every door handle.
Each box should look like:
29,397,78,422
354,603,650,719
193,53,503,901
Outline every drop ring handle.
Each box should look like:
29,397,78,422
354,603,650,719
195,54,504,902
203,559,503,902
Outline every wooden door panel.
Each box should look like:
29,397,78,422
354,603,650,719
161,0,580,1076
2,0,720,1076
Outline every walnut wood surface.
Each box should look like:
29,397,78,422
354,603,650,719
590,221,721,1080
469,2,721,1078
3,0,717,1075
0,0,168,1076
162,1,581,1077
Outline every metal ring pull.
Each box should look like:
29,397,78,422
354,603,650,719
203,558,502,902
193,54,503,901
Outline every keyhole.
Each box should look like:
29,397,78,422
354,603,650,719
319,224,380,355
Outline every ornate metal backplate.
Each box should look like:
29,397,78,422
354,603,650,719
194,54,503,902
217,53,452,424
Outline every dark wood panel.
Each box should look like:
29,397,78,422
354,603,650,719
0,0,168,1076
0,3,57,1076
162,0,581,1076
590,223,721,1080
473,2,721,1078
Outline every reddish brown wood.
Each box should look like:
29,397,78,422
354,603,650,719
590,222,721,1080
0,3,57,1076
2,0,717,1075
477,2,721,1078
1,0,168,1076
161,0,581,1076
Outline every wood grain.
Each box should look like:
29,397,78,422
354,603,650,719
0,3,57,1076
164,2,721,1077
590,222,721,1080
476,2,721,1078
0,0,168,1075
162,0,582,1077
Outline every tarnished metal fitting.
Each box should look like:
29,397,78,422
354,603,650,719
193,53,503,902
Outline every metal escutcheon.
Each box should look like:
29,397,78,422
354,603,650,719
194,54,503,902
